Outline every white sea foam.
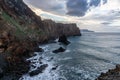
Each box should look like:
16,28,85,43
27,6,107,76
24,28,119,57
57,57,72,61
39,45,49,52
20,33,120,80
65,49,70,53
20,45,62,80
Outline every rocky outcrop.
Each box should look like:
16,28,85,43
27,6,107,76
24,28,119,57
96,65,120,80
52,47,66,53
51,65,58,70
29,64,48,76
42,19,81,40
58,35,70,45
57,23,81,37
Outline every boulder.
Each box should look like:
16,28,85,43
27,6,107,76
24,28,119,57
29,64,48,76
58,35,70,45
51,65,58,70
52,47,66,53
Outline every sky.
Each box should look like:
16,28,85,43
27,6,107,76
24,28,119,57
23,0,120,32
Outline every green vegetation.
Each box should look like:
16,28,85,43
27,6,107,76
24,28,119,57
1,11,25,36
1,11,43,40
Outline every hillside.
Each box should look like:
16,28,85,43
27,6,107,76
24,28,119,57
0,0,81,79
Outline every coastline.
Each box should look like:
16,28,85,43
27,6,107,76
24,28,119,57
0,32,41,79
96,65,120,80
0,0,81,79
0,0,120,80
0,32,80,80
1,31,120,80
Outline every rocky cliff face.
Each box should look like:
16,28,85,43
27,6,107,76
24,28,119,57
0,0,43,29
57,23,81,36
0,0,81,79
42,19,81,40
0,0,81,42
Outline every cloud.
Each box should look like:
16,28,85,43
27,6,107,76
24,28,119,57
66,0,88,16
101,22,111,25
24,0,108,17
66,0,108,16
89,0,101,6
23,0,66,15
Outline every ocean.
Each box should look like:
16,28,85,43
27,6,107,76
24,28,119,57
20,32,120,80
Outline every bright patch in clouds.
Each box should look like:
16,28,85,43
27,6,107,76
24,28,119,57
24,0,120,32
25,4,70,22
82,0,120,32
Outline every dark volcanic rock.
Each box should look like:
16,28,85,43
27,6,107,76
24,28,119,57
0,68,3,78
58,35,70,45
33,47,44,52
51,65,58,70
29,64,48,76
6,56,30,75
52,47,66,53
96,64,120,80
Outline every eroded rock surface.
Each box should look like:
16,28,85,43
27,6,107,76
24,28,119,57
29,64,48,76
58,35,70,45
96,65,120,80
53,47,66,53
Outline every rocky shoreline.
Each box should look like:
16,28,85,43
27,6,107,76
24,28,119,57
1,0,120,80
0,31,43,80
96,65,120,80
0,32,70,80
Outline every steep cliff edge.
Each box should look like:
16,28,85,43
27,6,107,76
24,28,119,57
0,0,81,79
0,0,81,42
42,19,81,40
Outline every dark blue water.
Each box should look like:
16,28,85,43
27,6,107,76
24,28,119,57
20,33,120,80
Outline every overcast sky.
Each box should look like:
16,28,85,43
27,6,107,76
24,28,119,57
24,0,120,32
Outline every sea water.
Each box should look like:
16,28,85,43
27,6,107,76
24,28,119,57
20,32,120,80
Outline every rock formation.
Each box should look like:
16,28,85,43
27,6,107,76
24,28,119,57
0,0,81,79
29,64,48,76
42,19,81,40
0,0,81,43
58,35,70,45
52,47,66,53
96,65,120,80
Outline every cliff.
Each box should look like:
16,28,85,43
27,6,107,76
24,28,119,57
0,0,81,43
42,19,81,40
0,0,81,79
